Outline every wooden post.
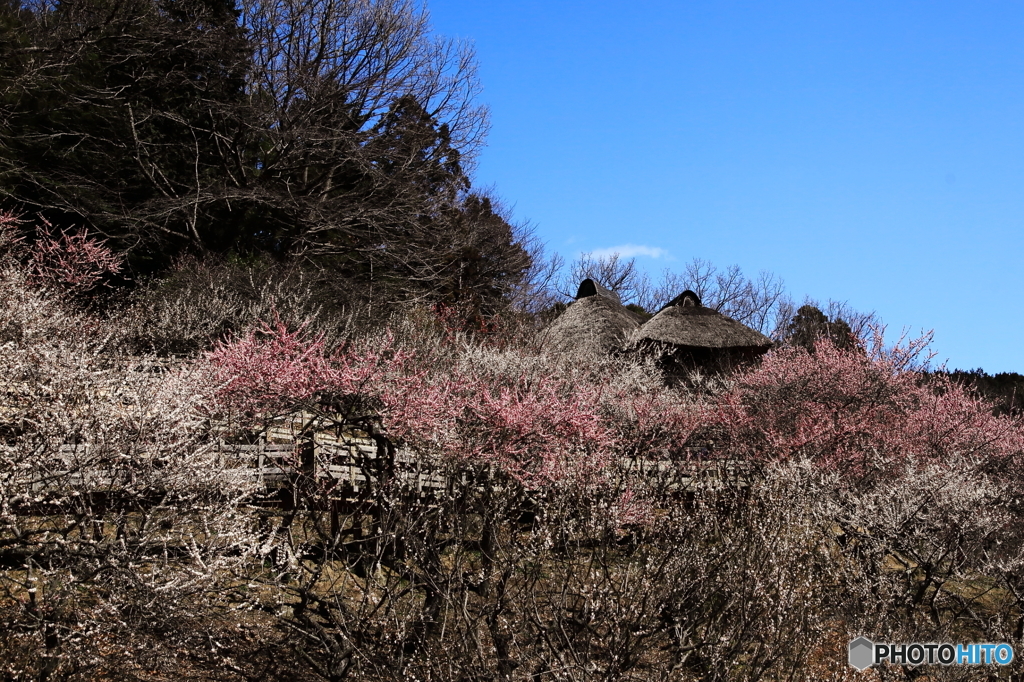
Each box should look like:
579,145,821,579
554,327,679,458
330,499,340,539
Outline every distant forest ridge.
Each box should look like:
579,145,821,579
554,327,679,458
936,369,1024,416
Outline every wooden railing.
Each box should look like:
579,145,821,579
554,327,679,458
5,421,750,509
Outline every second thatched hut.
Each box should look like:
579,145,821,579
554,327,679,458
625,290,772,371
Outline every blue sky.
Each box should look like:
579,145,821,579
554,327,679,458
428,1,1024,373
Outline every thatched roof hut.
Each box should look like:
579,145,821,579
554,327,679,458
626,290,772,369
541,279,645,355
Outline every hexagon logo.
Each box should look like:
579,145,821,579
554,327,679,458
849,637,875,671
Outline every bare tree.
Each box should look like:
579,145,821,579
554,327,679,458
562,252,650,304
507,228,564,315
232,0,530,309
0,0,250,252
642,258,787,334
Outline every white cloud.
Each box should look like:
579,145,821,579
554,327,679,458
584,244,669,260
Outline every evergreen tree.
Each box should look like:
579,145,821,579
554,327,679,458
0,0,530,315
784,304,856,352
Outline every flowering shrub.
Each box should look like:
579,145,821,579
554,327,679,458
211,325,589,486
452,370,615,486
207,321,460,447
717,334,1024,474
0,216,260,681
0,210,123,295
207,319,340,417
28,224,124,293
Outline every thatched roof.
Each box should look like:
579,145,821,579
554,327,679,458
541,279,643,355
627,290,772,351
575,278,620,303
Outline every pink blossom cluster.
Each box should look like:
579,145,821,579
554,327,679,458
207,321,459,442
27,222,124,293
718,336,1024,472
0,211,123,294
206,316,1024,488
0,210,23,252
207,320,339,417
452,374,615,486
207,322,642,487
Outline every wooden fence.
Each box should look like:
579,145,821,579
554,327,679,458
6,408,750,512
